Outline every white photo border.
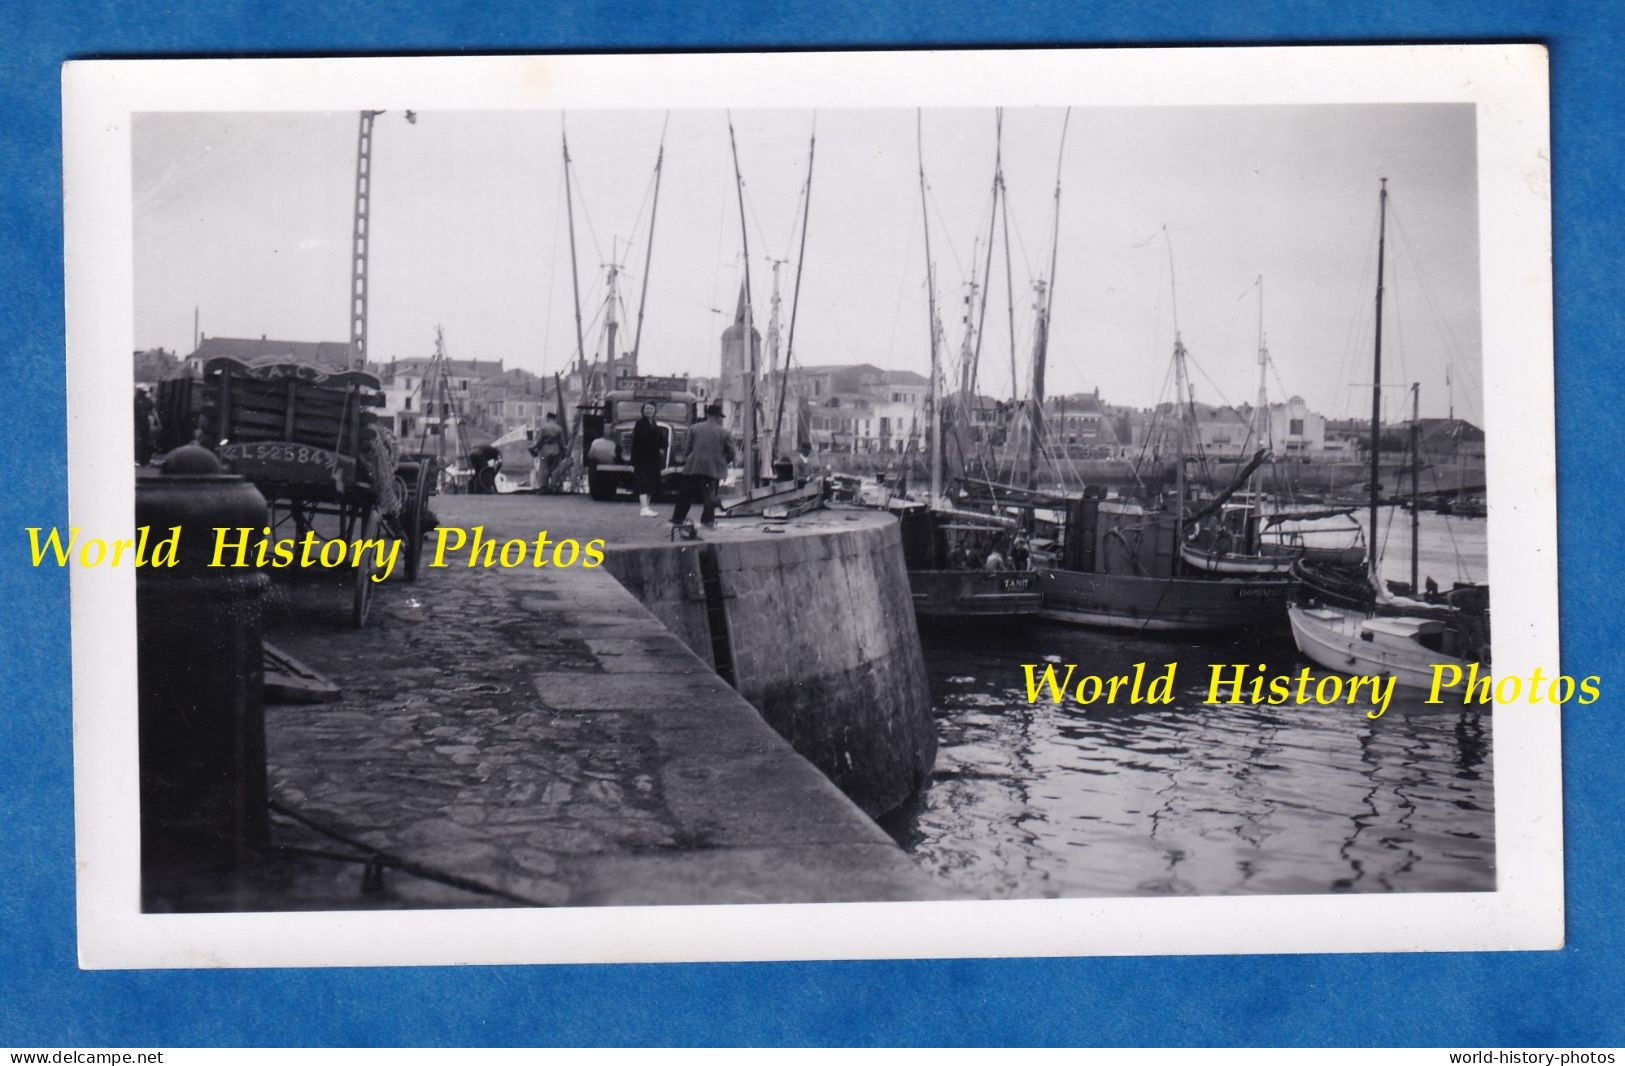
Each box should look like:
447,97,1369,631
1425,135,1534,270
64,45,1560,969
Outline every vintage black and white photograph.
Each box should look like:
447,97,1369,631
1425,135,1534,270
65,48,1559,967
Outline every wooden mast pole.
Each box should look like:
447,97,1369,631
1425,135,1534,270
1252,276,1269,507
1410,381,1421,593
562,117,589,395
1028,108,1070,491
726,113,758,495
773,118,816,462
967,109,1002,401
630,113,669,376
1370,178,1388,576
918,111,943,507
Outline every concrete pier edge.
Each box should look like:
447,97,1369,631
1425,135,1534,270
148,494,949,910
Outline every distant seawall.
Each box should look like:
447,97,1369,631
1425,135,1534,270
602,514,936,818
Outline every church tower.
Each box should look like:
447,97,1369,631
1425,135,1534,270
719,281,760,433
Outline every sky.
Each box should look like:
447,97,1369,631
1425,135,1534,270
133,104,1481,424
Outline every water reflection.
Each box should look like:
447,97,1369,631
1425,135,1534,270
887,624,1496,898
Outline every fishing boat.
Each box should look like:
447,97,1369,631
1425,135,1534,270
1177,278,1366,578
1037,434,1293,634
1037,235,1293,634
893,110,1042,621
894,501,1039,619
1286,179,1491,688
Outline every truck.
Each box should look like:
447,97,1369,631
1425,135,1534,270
579,375,704,501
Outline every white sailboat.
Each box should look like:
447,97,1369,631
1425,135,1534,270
1286,179,1491,689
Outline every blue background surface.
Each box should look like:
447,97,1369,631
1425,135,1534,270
1,1,1618,1048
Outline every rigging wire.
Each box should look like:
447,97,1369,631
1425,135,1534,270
1327,209,1384,419
1388,202,1483,420
569,162,607,268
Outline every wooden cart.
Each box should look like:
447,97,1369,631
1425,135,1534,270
200,357,436,626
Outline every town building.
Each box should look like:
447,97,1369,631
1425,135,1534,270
178,335,353,376
376,355,504,440
133,347,180,386
718,285,762,436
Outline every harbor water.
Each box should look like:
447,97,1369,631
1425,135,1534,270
886,507,1495,898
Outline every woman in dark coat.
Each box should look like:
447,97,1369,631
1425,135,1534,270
631,402,667,516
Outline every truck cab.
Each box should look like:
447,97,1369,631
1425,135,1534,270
580,375,702,501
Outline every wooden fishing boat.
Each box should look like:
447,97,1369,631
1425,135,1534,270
1181,503,1365,574
1287,179,1491,688
883,111,1044,622
1040,495,1289,633
894,501,1040,619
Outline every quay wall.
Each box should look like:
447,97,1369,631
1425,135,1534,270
602,516,936,818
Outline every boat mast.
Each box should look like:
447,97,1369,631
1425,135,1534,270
1028,108,1071,491
918,111,944,507
561,117,589,394
1162,227,1191,565
1410,381,1420,593
1027,280,1049,491
1252,276,1270,503
1370,178,1388,574
1172,333,1191,568
772,119,816,462
960,243,980,398
602,253,621,377
629,113,669,377
726,113,758,494
968,109,1003,401
1001,183,1018,408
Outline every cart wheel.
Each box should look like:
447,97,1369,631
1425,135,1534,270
352,509,378,628
404,469,427,582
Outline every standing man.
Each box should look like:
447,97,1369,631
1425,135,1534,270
670,402,735,530
133,387,156,465
530,412,565,494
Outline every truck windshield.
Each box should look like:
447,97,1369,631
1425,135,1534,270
614,400,691,423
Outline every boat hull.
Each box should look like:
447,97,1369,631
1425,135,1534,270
909,569,1042,619
1036,567,1290,633
1287,604,1472,689
1179,542,1296,575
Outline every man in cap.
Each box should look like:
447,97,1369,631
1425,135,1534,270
670,402,735,530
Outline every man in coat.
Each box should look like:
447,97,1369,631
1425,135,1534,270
670,403,735,529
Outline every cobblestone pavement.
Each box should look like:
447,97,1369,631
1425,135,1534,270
149,493,946,910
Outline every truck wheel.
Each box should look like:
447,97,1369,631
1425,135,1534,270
588,470,616,501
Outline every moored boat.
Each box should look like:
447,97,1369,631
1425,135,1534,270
895,501,1041,619
882,111,1044,623
1287,179,1490,688
1039,495,1289,633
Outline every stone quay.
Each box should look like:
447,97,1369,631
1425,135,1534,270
145,493,948,911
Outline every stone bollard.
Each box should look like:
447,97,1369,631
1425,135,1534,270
136,445,271,881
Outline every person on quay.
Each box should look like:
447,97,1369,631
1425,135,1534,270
468,443,502,494
670,402,735,530
529,412,565,494
631,401,667,517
